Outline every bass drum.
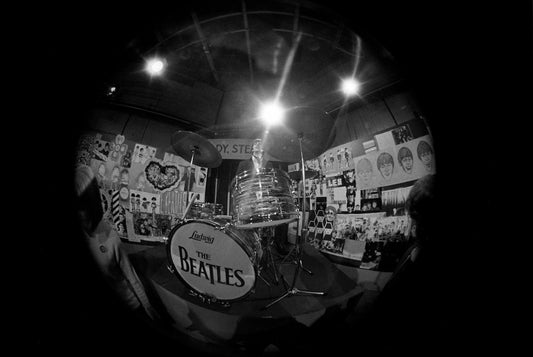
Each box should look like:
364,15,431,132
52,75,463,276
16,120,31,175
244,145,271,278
167,219,262,302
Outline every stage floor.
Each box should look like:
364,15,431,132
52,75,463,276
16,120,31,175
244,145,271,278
130,242,365,355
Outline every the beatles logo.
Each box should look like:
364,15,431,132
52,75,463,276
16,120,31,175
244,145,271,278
188,230,215,244
177,246,245,287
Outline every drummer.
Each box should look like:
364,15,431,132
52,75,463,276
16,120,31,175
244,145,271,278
236,138,273,175
235,138,291,255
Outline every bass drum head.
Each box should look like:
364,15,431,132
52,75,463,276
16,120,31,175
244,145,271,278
167,220,256,302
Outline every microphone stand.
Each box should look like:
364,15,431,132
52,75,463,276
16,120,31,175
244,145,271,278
263,133,325,310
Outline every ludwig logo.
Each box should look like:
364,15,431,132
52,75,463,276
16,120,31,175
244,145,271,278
188,230,215,244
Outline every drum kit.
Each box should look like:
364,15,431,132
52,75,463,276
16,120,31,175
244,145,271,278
166,107,333,309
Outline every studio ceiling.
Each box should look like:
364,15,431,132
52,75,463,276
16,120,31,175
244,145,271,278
101,0,404,139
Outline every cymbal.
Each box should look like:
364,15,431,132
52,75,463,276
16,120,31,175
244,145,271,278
288,170,319,181
263,106,334,162
171,131,222,168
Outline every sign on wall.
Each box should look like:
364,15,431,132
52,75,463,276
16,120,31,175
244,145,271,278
209,138,283,161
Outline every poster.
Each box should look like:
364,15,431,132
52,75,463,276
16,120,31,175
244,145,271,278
354,135,435,190
132,144,156,165
318,142,356,175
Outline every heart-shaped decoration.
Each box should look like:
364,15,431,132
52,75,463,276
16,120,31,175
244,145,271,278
145,161,180,191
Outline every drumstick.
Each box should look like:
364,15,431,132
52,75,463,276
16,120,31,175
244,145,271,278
182,193,200,220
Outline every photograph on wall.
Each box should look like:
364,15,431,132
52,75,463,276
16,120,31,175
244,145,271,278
381,185,413,215
93,138,111,161
415,139,436,174
129,190,161,214
132,211,154,237
118,184,130,207
318,143,356,175
151,214,173,238
120,148,133,168
107,135,127,162
354,155,377,190
305,158,321,172
360,198,382,212
76,134,96,166
375,148,399,187
345,186,357,213
197,167,207,187
342,169,356,188
91,160,106,188
334,212,386,242
391,124,414,145
132,144,156,165
372,215,410,242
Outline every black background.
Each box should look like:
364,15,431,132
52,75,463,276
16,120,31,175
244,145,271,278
19,0,531,355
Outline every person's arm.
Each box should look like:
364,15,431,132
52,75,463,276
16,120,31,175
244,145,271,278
111,233,157,320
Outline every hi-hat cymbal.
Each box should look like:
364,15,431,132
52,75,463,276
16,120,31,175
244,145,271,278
288,170,319,181
171,131,222,168
263,106,334,162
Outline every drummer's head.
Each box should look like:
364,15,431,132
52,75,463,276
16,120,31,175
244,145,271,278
252,138,263,156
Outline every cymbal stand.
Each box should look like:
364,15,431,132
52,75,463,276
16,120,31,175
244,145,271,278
262,133,325,310
186,147,198,207
278,214,313,275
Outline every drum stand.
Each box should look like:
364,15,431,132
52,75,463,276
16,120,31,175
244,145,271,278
185,147,198,207
256,227,280,286
263,134,325,310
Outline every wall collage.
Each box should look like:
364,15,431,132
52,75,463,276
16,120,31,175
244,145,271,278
76,132,208,243
289,123,436,271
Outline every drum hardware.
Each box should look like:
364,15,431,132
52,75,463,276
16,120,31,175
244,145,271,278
255,227,281,286
213,222,232,232
262,131,327,310
188,290,231,308
182,193,200,220
278,224,314,276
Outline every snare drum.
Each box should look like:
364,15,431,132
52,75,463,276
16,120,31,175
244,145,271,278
167,219,262,303
230,168,298,229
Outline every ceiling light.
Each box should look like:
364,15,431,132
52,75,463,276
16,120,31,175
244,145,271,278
341,77,360,96
145,57,165,76
259,101,285,127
